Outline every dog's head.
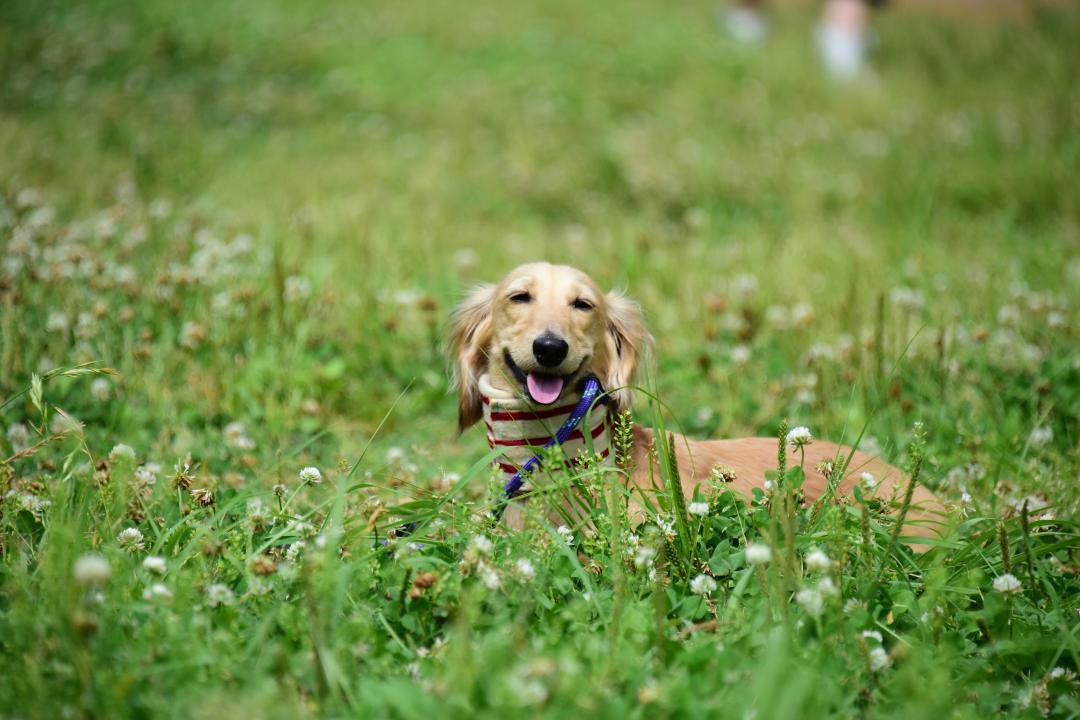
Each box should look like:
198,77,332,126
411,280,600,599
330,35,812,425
449,262,652,430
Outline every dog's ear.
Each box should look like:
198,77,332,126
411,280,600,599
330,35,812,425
600,290,652,412
448,283,495,431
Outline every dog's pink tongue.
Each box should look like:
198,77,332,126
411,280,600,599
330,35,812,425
526,373,564,405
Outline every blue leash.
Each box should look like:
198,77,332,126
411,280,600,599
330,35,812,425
501,374,604,500
394,374,605,536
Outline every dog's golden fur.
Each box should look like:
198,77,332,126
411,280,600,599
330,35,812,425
450,262,945,541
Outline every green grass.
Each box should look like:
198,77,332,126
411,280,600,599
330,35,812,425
2,0,1079,717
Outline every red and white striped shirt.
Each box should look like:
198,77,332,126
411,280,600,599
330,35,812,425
478,373,610,485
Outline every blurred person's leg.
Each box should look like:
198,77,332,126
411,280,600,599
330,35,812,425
724,0,768,43
817,0,880,77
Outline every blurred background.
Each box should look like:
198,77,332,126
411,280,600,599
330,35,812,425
2,0,1078,474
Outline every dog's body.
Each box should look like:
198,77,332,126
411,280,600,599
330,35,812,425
450,262,945,541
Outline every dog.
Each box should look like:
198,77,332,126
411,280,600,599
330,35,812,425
449,262,945,542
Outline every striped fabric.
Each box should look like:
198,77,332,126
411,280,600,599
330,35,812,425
478,373,610,486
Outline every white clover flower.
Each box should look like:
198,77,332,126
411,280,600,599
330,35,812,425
178,321,205,349
514,558,537,581
634,546,657,570
283,275,312,302
73,554,111,585
286,541,305,563
890,287,924,312
862,630,883,643
247,498,269,527
1028,426,1053,448
992,573,1023,596
205,583,234,607
732,273,758,299
805,549,831,572
859,472,877,489
143,583,173,602
386,446,406,464
470,534,494,556
868,647,891,672
730,345,751,365
108,444,136,463
90,377,111,402
656,516,676,539
135,464,159,486
844,598,866,614
817,577,838,597
690,574,718,596
791,302,815,327
557,525,574,545
745,543,772,565
478,563,501,590
786,426,813,449
6,422,30,452
796,588,824,616
223,421,256,451
116,527,145,552
453,248,478,273
46,311,70,333
299,466,322,484
142,556,167,575
688,502,709,517
763,479,775,493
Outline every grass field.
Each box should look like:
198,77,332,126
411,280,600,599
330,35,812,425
2,0,1079,717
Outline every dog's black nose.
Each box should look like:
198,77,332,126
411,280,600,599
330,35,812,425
532,333,569,368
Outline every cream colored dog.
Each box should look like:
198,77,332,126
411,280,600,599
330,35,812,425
450,262,944,540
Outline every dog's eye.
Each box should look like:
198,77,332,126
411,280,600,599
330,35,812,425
571,298,594,311
509,292,531,304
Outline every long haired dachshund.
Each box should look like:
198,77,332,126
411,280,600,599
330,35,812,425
449,262,945,542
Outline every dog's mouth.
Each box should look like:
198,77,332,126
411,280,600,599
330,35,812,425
502,349,584,405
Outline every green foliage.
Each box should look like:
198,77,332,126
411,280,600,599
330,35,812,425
1,0,1079,717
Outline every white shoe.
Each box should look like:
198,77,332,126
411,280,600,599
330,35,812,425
724,7,768,44
815,23,866,78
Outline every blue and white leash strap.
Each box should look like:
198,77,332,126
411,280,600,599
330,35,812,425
496,374,604,512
